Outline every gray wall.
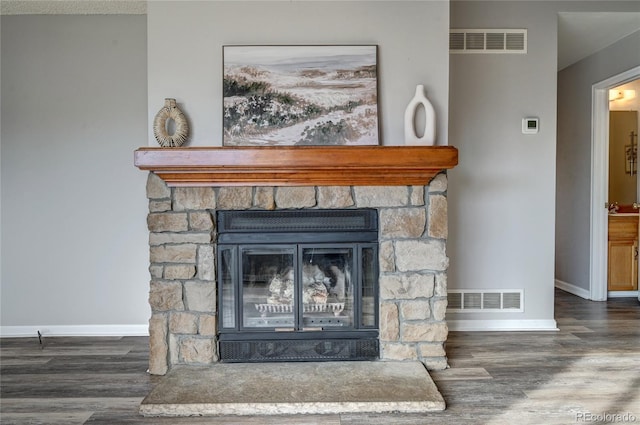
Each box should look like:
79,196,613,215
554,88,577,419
555,30,640,293
3,1,638,335
147,0,450,147
1,15,149,333
448,1,559,326
448,1,639,327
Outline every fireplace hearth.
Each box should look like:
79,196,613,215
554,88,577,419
217,209,379,362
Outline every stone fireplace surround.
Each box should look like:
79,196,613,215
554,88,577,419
137,146,457,375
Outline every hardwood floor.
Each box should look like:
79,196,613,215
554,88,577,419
2,289,639,424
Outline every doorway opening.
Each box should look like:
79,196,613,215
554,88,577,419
590,66,640,301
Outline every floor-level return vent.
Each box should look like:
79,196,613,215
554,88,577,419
448,290,523,312
450,29,527,54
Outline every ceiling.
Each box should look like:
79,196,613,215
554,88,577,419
1,2,639,71
0,1,146,15
558,12,640,70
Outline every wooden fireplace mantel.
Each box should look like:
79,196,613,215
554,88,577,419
134,146,458,187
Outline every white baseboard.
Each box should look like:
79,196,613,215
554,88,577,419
555,279,591,299
0,325,149,338
448,319,559,332
607,291,639,298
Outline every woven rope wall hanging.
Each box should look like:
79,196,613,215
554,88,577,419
153,98,189,147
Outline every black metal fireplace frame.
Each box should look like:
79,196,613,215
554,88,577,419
216,209,379,362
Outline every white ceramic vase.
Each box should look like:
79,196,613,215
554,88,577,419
404,84,436,145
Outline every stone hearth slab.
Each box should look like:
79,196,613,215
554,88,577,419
140,361,445,417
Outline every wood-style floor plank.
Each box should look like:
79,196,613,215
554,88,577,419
0,412,94,425
86,413,343,424
1,289,639,424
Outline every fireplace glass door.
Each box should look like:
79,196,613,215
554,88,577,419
300,247,353,330
230,245,370,332
242,247,295,330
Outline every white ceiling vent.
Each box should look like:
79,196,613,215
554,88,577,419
450,29,527,54
448,290,524,312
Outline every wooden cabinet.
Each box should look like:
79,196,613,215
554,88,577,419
608,215,639,291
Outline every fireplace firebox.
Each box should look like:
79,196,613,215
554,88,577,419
217,209,379,362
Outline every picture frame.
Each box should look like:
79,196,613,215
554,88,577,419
223,45,379,146
625,144,637,175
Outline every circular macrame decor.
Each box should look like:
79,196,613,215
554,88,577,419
153,98,189,147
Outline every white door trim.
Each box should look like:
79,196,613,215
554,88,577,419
590,66,640,301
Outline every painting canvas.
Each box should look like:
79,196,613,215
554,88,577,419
223,45,379,146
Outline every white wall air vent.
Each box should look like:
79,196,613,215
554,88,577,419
450,29,527,54
448,290,524,312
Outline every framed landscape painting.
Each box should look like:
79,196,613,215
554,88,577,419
223,45,379,146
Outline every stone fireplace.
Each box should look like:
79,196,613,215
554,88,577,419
136,146,457,375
